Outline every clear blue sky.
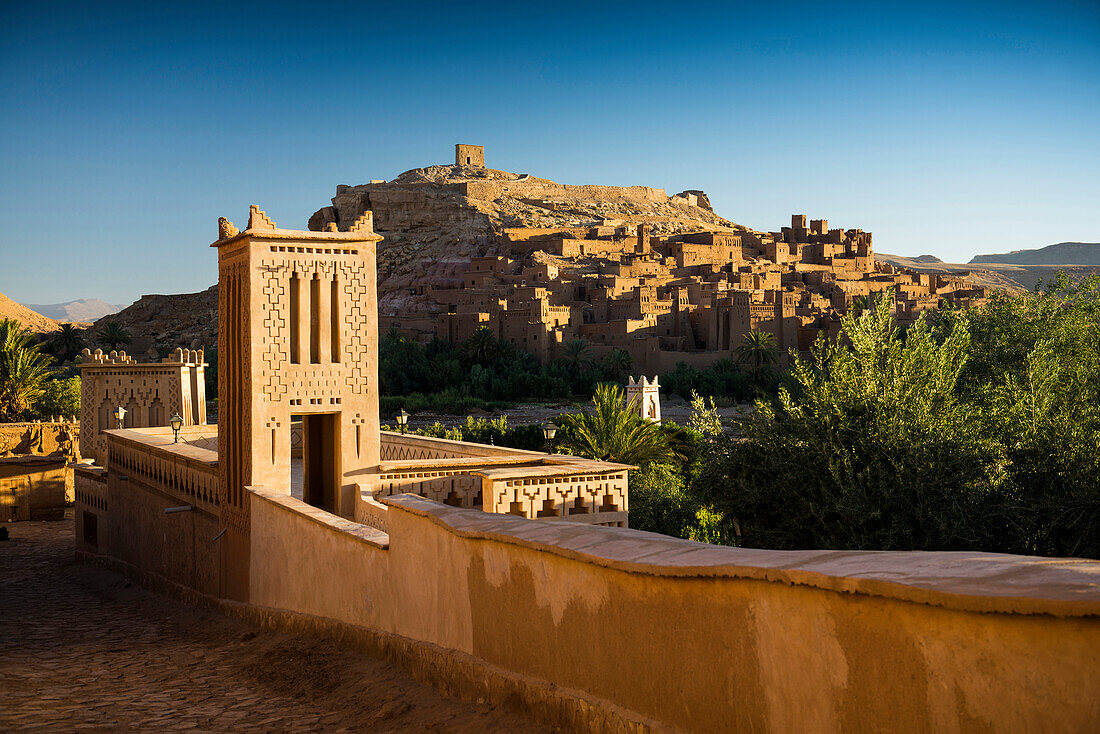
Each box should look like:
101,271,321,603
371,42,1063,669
1,1,1097,305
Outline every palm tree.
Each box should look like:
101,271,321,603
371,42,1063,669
0,318,53,422
51,323,85,362
462,326,501,367
556,383,676,466
96,321,132,350
601,348,633,381
736,330,778,373
562,339,592,373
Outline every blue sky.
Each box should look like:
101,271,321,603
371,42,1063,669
1,1,1097,305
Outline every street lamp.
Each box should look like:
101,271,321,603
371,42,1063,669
542,422,557,452
170,413,183,443
396,409,409,435
113,406,127,429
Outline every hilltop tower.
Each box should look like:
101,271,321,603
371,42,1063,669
455,144,485,168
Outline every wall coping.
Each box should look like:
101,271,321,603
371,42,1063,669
381,430,540,457
383,494,1100,618
250,487,389,549
105,428,218,467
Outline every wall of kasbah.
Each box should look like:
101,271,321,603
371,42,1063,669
249,491,1100,734
0,421,79,457
462,180,669,205
0,460,70,520
81,463,222,597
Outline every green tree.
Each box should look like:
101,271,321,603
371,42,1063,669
687,391,722,437
736,330,778,374
50,323,85,362
461,326,502,367
969,274,1100,557
556,383,676,466
601,348,633,382
696,297,1001,551
0,319,54,422
627,463,695,537
562,339,592,373
96,321,131,350
34,377,81,419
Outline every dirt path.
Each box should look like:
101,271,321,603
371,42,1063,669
0,513,554,733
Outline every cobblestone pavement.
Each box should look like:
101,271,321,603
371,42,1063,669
0,512,554,733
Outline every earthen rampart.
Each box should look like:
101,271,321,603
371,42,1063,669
246,490,1100,734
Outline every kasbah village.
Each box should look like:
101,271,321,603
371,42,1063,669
1,144,1097,733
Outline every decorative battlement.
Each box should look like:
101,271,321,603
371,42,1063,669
78,346,208,465
213,204,382,247
79,347,205,366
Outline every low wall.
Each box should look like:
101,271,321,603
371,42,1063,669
380,431,535,461
0,456,71,521
0,420,79,457
249,491,1100,734
76,431,222,596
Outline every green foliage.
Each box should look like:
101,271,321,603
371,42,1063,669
687,391,722,436
627,463,696,537
736,329,778,371
379,329,635,411
556,384,679,466
0,319,55,422
693,277,1100,557
662,360,757,402
95,321,131,350
49,323,85,363
33,377,81,419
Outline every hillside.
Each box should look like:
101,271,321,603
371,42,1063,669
25,298,120,322
93,286,217,352
309,163,739,314
970,242,1100,266
0,291,61,333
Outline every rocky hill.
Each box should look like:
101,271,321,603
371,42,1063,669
970,242,1100,266
92,286,217,354
309,163,738,314
25,298,120,322
0,292,61,333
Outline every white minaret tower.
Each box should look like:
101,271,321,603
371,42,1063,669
626,375,661,422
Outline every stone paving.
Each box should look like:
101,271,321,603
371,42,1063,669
0,512,554,733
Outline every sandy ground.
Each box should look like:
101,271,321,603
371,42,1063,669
0,512,554,733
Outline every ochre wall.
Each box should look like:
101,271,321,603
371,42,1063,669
98,469,222,597
249,491,1100,734
0,458,70,520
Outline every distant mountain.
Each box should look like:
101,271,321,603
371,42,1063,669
970,242,1100,266
24,298,121,323
911,255,943,263
0,292,61,332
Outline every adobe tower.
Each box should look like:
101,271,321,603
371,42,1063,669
213,205,383,532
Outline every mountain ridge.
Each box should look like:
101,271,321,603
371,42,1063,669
969,241,1100,266
24,298,121,322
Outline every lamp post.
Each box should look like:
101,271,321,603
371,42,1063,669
396,409,409,436
170,413,183,443
542,422,557,452
113,406,127,430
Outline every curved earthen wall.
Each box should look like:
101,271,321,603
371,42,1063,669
249,491,1100,734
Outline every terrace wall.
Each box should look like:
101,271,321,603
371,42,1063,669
249,491,1100,734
